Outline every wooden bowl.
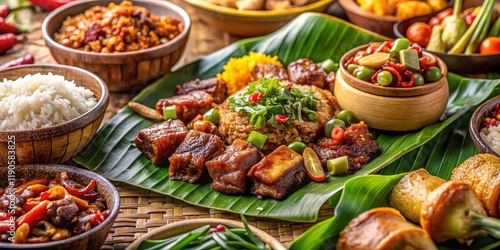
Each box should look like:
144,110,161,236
339,0,399,38
125,218,287,250
42,0,191,92
394,13,500,73
185,0,333,37
469,95,500,157
0,164,120,250
334,44,449,131
0,64,109,165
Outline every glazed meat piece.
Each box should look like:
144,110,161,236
247,145,307,199
155,91,213,123
175,78,227,104
187,115,219,135
206,139,261,194
312,121,378,172
251,63,289,82
169,130,225,183
135,120,188,165
337,207,438,250
287,58,328,88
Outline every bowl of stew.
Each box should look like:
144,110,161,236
0,164,119,250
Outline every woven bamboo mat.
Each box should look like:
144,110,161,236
101,181,335,250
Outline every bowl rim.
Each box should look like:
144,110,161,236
469,95,500,157
338,0,399,22
0,164,120,249
0,64,110,137
42,0,191,59
185,0,334,17
125,218,287,250
339,44,448,97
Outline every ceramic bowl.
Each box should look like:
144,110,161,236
0,164,120,250
125,218,287,250
0,64,109,165
469,95,500,157
334,44,449,131
394,13,500,73
185,0,333,37
42,0,191,92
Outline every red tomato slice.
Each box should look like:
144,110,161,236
303,147,326,182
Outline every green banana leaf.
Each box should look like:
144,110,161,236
290,106,500,250
73,13,500,222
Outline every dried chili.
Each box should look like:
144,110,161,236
65,180,96,196
28,0,76,11
0,5,32,19
0,17,27,34
0,33,23,54
401,70,415,88
0,54,34,70
373,41,392,54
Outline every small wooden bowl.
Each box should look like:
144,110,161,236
469,95,500,157
126,218,287,250
185,0,333,37
334,45,449,131
0,64,109,165
0,164,120,250
42,0,191,92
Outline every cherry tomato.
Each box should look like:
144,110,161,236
275,114,289,124
406,22,431,47
480,37,500,55
248,92,263,104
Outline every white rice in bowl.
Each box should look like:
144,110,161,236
0,73,97,131
480,125,500,155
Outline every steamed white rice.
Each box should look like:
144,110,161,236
0,73,97,131
480,126,500,155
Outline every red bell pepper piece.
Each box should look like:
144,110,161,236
16,200,49,227
22,197,41,212
65,179,96,196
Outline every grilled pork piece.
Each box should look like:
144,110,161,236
337,207,438,250
247,145,307,199
155,91,213,123
251,63,289,82
287,58,328,88
175,78,227,104
206,139,261,194
168,130,225,183
312,121,378,172
135,120,188,165
187,114,219,135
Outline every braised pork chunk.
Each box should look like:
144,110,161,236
206,139,261,194
155,91,213,123
175,78,227,104
251,63,289,82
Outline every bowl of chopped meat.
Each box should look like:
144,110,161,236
42,0,191,92
185,0,333,37
0,164,119,250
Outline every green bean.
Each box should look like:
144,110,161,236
240,214,266,249
212,232,237,250
226,240,268,250
184,238,218,250
139,225,210,250
225,228,252,244
138,233,183,249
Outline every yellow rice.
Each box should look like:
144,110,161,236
217,52,283,94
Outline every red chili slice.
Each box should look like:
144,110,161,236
275,114,289,124
332,127,345,141
401,70,415,88
248,92,263,104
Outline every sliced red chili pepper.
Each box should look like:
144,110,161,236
66,180,96,196
344,56,354,68
87,210,111,227
385,61,407,73
374,41,392,54
401,70,415,88
275,114,289,124
332,127,345,141
22,197,41,212
248,92,263,104
16,200,49,227
409,43,423,57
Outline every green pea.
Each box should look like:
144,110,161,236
336,109,357,127
319,59,338,72
288,141,307,154
424,66,442,82
347,64,359,74
355,66,376,82
413,72,425,86
376,71,393,86
324,118,346,138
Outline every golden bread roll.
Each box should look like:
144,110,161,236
450,153,500,218
337,207,437,250
389,168,446,223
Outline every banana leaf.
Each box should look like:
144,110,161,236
290,107,500,249
73,13,500,222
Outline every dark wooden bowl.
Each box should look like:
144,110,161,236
334,44,449,131
469,95,500,157
394,12,500,73
0,164,120,250
42,0,191,92
0,64,109,165
338,0,398,38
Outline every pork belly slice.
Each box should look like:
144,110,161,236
251,63,289,82
287,58,329,88
135,120,188,165
155,91,213,123
247,145,307,199
168,130,225,183
206,139,261,194
175,78,227,104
